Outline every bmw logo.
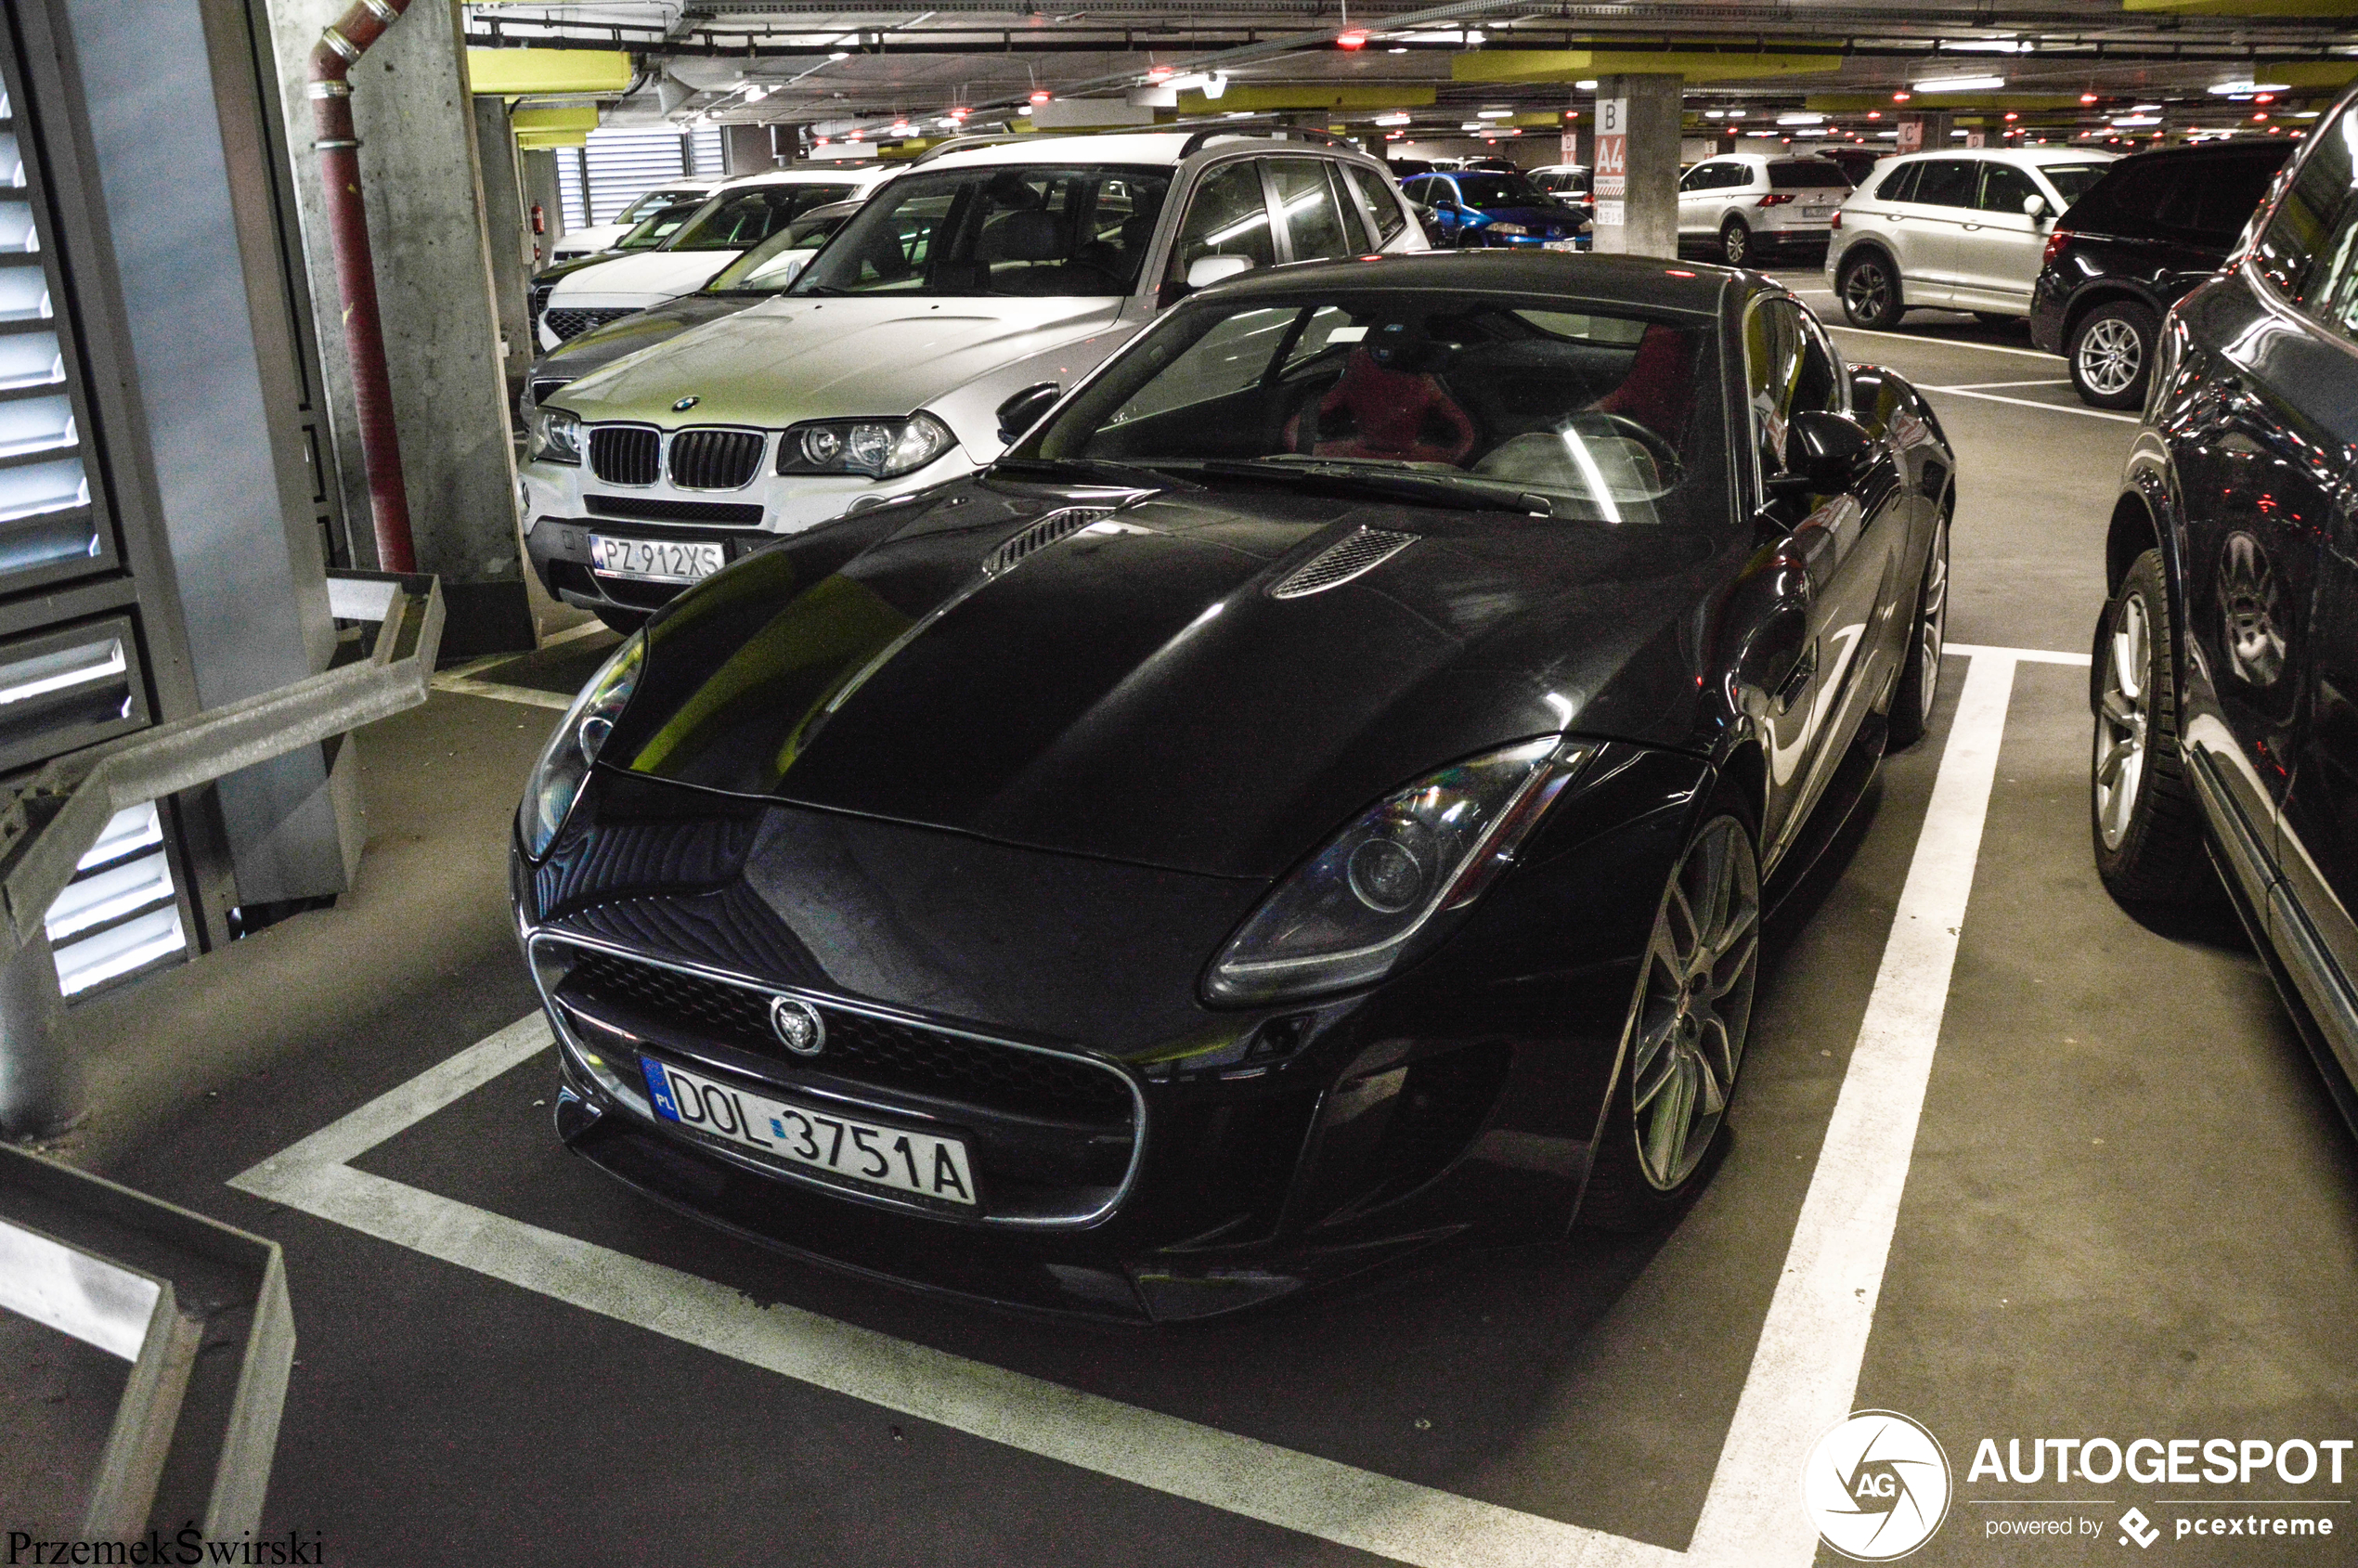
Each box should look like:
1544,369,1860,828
672,395,701,411
770,995,825,1056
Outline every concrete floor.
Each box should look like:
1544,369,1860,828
6,276,2353,1566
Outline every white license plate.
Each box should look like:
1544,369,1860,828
1804,205,1833,218
641,1056,978,1206
1543,240,1582,253
590,534,725,585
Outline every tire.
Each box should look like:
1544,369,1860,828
2092,548,2211,906
1886,512,1950,750
2067,302,2157,411
1578,799,1761,1231
592,606,648,636
1838,250,1904,329
1719,216,1752,267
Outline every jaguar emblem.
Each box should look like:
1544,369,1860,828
769,995,825,1056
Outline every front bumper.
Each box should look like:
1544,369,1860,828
509,748,1705,1319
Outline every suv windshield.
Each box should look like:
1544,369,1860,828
614,187,703,226
666,183,859,252
2038,162,2113,204
616,200,708,251
791,165,1171,297
1451,173,1553,210
703,207,855,292
1768,162,1850,189
1024,291,1714,524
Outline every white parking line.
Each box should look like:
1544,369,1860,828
233,647,2056,1567
1941,379,2072,390
1920,384,2139,423
1825,323,2061,360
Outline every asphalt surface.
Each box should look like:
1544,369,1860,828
5,272,2352,1568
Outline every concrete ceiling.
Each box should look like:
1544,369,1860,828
465,1,2358,149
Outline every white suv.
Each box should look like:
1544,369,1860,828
520,130,1426,627
1678,154,1851,266
1825,148,2117,329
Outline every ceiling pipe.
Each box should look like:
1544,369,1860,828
305,0,419,576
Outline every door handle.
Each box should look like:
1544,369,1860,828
1962,222,1983,231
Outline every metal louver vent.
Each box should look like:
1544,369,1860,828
1269,528,1418,599
668,428,764,490
983,507,1114,577
589,425,661,486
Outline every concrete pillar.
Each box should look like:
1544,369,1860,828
1592,73,1681,258
520,149,564,269
722,123,776,176
474,99,533,413
262,0,537,656
1897,110,1953,156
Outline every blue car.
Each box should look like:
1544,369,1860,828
1398,170,1589,250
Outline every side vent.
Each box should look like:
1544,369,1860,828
1268,527,1417,600
983,507,1114,577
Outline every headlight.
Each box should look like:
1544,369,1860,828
1487,222,1530,237
530,407,583,466
1204,738,1590,1006
778,412,954,479
519,632,643,860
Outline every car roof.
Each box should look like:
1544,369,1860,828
719,165,897,188
916,130,1379,172
1203,250,1738,315
2106,136,2296,166
1877,146,2118,167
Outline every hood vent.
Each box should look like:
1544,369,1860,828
1269,528,1418,600
983,507,1115,577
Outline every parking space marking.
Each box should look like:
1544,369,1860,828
1920,385,2140,423
233,648,2061,1567
1938,379,2073,391
1824,323,2060,360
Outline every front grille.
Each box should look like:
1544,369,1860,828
564,950,1132,1121
586,495,763,525
528,282,554,324
668,429,765,491
545,306,635,343
589,426,661,486
1269,527,1418,599
528,377,569,407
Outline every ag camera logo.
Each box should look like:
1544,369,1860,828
1804,1410,1954,1561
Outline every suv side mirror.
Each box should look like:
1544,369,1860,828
1767,409,1874,498
995,382,1061,447
1185,254,1255,290
2022,192,2052,223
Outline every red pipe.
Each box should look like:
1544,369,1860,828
306,0,418,574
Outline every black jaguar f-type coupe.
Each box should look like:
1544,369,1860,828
512,252,1955,1321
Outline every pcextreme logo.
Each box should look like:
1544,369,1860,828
1804,1410,1956,1561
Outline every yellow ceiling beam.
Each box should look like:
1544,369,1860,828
514,130,590,149
1175,84,1436,111
509,104,599,134
2125,0,2358,15
466,49,633,97
1805,92,2090,112
1453,49,1834,85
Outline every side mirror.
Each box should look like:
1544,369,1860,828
1185,253,1255,290
2022,192,2052,223
995,382,1061,447
1767,409,1874,498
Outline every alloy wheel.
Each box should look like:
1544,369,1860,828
1843,261,1890,324
2077,317,2144,398
1628,817,1761,1191
1722,222,1749,266
2094,590,2153,851
1916,523,1950,730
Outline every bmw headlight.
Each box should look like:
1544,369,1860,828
519,632,643,860
530,406,583,466
779,412,955,479
1204,738,1590,1006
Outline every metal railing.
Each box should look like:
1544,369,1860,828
0,570,444,1137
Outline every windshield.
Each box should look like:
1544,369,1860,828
791,165,1171,298
617,200,708,251
1452,173,1553,210
615,187,702,226
1769,162,1850,190
704,210,854,292
1025,291,1715,524
667,184,860,252
2038,162,2113,203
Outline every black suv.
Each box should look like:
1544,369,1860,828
2029,138,2292,408
2092,96,2358,1126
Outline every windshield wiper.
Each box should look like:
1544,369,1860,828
1183,459,1550,517
991,455,1199,490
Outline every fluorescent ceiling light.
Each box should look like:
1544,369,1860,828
1574,78,1598,90
2111,115,2161,127
1704,110,1726,119
827,50,849,60
1374,111,1412,126
2210,81,2291,95
1460,122,1485,131
1777,112,1823,126
1914,74,2006,93
1476,108,1512,118
1950,39,2028,54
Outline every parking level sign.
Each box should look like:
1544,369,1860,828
1594,95,1627,232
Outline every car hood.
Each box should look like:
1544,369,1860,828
557,223,631,253
530,294,758,383
547,249,737,305
602,476,1727,879
551,294,1129,429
